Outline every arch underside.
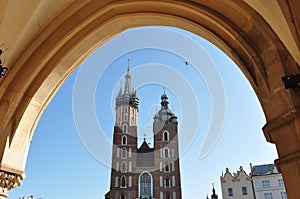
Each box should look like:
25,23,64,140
0,0,298,175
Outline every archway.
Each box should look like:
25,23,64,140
0,1,298,198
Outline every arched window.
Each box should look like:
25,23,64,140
139,172,153,198
164,148,169,158
166,192,170,199
121,176,126,188
165,162,170,172
121,148,127,159
121,193,125,199
121,161,127,173
163,131,169,141
123,124,128,133
122,135,127,145
166,176,170,187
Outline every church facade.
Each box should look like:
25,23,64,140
105,68,182,199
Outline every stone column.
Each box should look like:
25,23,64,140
264,106,300,199
0,169,23,199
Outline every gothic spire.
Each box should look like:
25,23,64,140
124,58,131,95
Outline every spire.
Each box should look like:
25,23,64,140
211,183,218,199
127,58,130,72
124,58,131,95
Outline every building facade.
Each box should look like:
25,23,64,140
250,164,287,199
105,68,182,199
220,166,254,199
220,164,288,199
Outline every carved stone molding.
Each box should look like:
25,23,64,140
0,170,23,194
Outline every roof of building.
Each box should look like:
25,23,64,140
137,141,154,167
220,166,251,183
251,163,279,176
138,140,153,152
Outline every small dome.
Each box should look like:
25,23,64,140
161,93,168,100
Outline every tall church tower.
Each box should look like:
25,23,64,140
152,92,182,199
109,61,139,199
106,63,182,199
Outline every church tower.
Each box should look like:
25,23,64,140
152,92,182,199
109,60,139,199
106,63,182,199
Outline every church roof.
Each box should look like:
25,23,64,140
137,140,154,167
138,140,152,152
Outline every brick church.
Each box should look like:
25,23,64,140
105,66,182,199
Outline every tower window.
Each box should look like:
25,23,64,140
123,124,128,133
166,177,170,187
165,162,170,172
121,176,126,188
122,135,127,145
121,193,125,199
228,188,233,196
163,131,169,141
164,148,169,158
166,192,170,199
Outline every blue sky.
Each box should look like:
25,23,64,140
9,27,278,199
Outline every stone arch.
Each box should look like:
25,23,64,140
0,1,299,198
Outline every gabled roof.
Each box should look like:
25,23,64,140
138,140,153,152
220,166,251,183
137,140,154,167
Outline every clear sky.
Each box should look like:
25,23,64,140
9,26,278,199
